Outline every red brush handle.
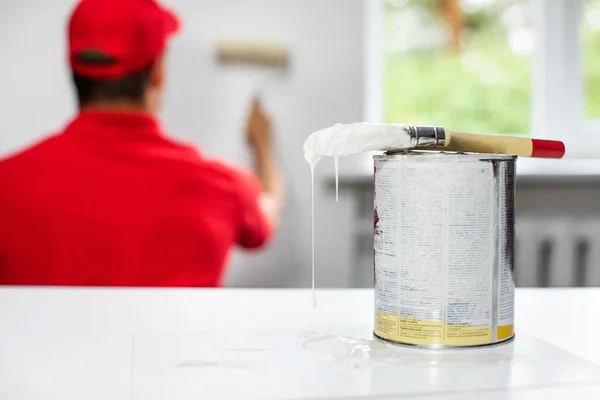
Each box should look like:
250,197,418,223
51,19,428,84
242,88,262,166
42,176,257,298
531,139,566,159
445,131,566,159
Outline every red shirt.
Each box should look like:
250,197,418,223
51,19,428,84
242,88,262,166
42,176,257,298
0,110,271,287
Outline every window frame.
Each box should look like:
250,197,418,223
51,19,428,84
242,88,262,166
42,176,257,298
366,0,600,176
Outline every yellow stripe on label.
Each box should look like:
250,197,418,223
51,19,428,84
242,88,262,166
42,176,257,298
374,310,493,346
497,324,514,340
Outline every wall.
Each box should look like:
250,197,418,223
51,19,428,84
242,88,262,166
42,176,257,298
0,0,76,154
0,0,365,287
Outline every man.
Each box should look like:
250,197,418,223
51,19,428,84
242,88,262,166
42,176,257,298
0,0,284,287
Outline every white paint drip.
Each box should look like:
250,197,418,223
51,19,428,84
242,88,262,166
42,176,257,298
334,156,339,202
303,123,412,306
310,163,319,308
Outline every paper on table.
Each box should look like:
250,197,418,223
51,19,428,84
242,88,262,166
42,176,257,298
132,326,600,400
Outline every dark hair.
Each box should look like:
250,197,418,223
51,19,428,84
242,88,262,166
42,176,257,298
71,50,153,108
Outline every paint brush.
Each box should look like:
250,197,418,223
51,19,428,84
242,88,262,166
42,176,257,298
304,123,566,165
389,125,565,158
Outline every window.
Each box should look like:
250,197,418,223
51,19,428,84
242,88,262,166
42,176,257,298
383,0,533,135
583,0,600,118
366,0,600,170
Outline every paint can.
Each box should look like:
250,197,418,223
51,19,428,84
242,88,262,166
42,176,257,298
373,151,516,348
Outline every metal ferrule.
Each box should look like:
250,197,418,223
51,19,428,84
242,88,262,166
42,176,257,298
407,125,446,147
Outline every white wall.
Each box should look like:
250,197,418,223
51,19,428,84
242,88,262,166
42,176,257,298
0,1,76,153
0,0,365,288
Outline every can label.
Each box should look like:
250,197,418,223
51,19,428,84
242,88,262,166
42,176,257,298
373,155,515,346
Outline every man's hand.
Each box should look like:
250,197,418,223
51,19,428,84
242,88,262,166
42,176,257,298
246,98,272,152
244,97,284,230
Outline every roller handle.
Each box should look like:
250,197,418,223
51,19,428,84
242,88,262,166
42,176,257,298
443,131,565,159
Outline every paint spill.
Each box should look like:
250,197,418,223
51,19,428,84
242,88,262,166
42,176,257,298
300,331,515,368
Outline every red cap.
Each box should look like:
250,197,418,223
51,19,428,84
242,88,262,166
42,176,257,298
68,0,180,79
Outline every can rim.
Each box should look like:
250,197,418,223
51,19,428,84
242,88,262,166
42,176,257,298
372,332,516,349
374,151,517,161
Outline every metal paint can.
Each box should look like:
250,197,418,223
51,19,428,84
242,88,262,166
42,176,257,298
373,151,516,348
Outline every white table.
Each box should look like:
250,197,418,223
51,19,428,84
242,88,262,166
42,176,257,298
1,288,600,399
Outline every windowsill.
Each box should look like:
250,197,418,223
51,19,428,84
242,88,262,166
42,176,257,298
325,154,600,184
517,157,600,177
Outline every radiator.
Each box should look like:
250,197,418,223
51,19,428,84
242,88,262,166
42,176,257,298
352,217,600,288
515,217,600,287
348,182,600,288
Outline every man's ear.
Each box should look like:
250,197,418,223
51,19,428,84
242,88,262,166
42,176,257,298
149,55,165,88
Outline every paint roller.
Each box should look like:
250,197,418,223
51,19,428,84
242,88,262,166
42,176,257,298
215,38,290,99
215,39,290,69
214,38,291,177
